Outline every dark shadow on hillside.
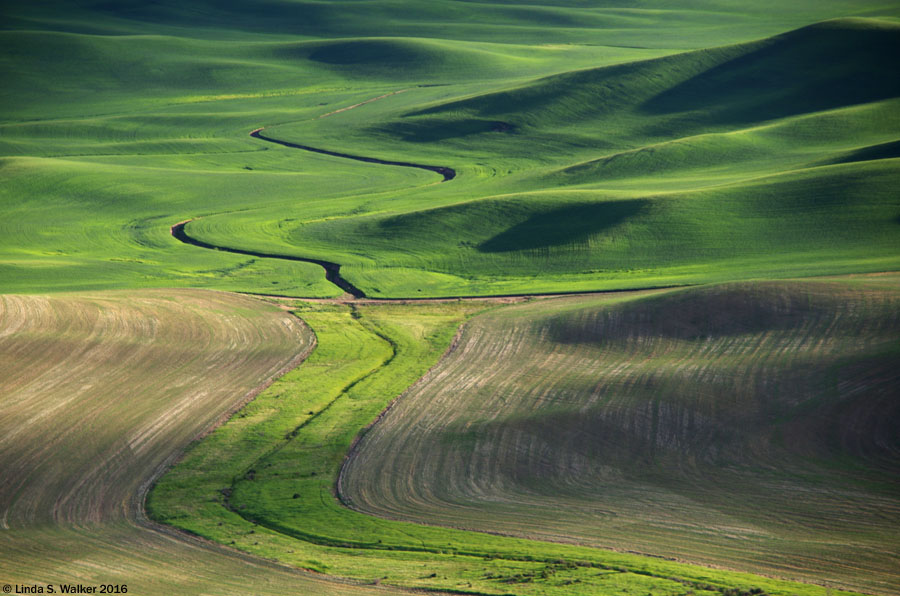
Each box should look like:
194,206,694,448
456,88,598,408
546,283,861,342
825,139,900,166
380,118,516,143
477,199,648,253
441,358,900,478
642,21,900,124
308,40,422,66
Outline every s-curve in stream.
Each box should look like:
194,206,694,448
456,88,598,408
172,218,683,303
170,220,366,298
171,127,456,297
249,127,456,182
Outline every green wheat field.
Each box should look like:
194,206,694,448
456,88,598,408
1,2,898,595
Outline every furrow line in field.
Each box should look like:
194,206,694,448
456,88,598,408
336,282,900,593
2,292,404,594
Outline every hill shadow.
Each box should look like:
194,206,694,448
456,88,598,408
478,199,648,253
642,20,900,124
308,39,425,66
826,139,900,166
380,118,516,143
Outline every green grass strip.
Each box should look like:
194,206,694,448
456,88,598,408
148,299,863,596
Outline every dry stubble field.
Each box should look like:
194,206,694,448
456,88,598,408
0,289,398,595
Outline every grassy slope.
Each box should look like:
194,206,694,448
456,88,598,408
2,3,899,297
200,18,900,297
2,2,898,594
9,1,895,47
0,289,395,595
150,296,872,596
339,278,900,594
0,0,672,297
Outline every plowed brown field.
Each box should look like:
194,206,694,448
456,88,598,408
0,290,398,595
340,279,900,595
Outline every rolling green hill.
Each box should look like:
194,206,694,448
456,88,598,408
2,3,899,298
180,18,900,297
3,2,899,595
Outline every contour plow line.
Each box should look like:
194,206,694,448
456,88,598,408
151,295,877,596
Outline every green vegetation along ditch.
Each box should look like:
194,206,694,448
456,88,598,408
4,1,900,594
0,291,390,595
340,278,900,594
148,290,887,595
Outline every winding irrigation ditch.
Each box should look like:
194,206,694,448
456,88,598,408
171,129,683,302
170,219,367,298
250,127,456,181
170,127,458,299
158,128,855,596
